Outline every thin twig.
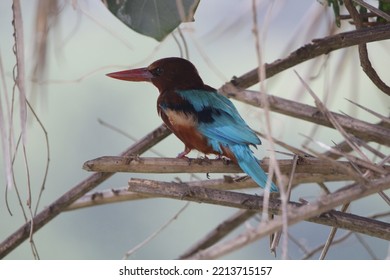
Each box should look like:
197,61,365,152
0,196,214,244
295,70,370,161
181,174,390,259
12,0,27,144
354,233,379,260
310,140,387,176
219,86,390,146
25,100,50,217
255,130,310,158
302,143,363,183
352,0,390,22
319,203,350,260
123,202,190,259
345,99,390,125
302,211,390,259
127,177,390,242
0,125,171,259
0,54,14,191
178,209,256,259
66,171,366,211
302,231,353,259
270,155,298,255
223,24,390,89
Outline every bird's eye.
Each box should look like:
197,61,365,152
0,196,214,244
151,67,163,76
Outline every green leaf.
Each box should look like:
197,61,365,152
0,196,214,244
378,0,390,23
322,0,344,27
104,0,200,41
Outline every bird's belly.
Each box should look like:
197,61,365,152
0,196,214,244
163,109,215,154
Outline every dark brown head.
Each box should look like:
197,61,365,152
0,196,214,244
106,57,204,92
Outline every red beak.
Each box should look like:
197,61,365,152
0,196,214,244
106,68,153,82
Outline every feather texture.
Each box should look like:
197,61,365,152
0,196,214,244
229,145,278,192
177,89,278,192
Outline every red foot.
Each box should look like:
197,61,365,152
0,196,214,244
177,146,191,159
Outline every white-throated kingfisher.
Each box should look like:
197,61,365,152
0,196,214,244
107,57,278,192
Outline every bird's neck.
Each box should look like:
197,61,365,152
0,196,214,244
153,75,205,93
157,90,186,113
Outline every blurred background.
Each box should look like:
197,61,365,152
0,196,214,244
0,0,389,259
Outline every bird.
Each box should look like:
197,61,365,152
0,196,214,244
106,57,278,192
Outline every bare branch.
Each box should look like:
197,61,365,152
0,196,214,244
12,0,27,145
224,24,390,89
126,178,390,243
3,3,389,260
65,187,152,211
66,171,365,211
219,86,390,146
352,0,390,22
83,156,390,177
0,125,171,259
319,203,350,260
345,0,390,96
295,70,369,161
302,211,390,259
302,231,353,259
178,175,390,259
123,202,190,259
346,99,390,125
178,209,256,259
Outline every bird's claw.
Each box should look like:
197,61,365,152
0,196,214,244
198,155,212,165
177,147,192,165
214,155,232,165
222,157,232,165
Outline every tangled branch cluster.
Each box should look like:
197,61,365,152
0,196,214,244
1,2,389,259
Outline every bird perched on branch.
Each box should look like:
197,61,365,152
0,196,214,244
107,57,278,192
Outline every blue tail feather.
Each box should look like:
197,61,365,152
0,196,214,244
229,145,278,192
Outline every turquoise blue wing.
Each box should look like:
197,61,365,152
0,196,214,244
177,89,261,148
177,89,278,192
